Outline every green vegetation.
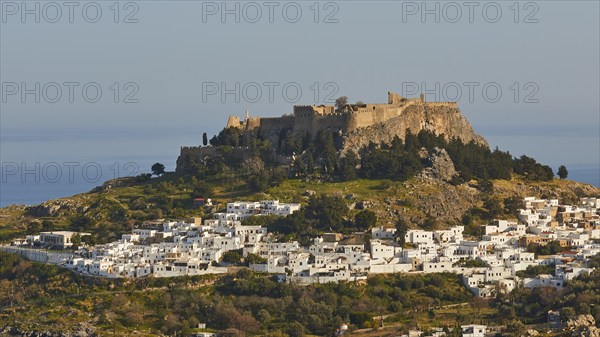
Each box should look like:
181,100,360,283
515,264,556,278
0,172,597,336
188,128,555,194
527,241,571,257
0,252,482,336
290,129,521,184
14,257,590,337
494,267,600,326
513,155,555,181
395,217,409,245
590,253,600,268
255,194,379,245
452,259,488,268
221,249,243,264
335,96,348,107
354,210,377,231
558,165,569,179
18,251,591,337
151,163,166,176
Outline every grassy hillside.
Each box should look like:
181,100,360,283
0,172,598,244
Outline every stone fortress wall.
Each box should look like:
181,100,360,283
231,91,458,138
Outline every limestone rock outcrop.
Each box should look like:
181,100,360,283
565,315,600,337
342,103,487,153
418,147,458,182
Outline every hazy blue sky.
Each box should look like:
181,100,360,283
1,1,599,203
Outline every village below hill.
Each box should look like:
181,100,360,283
4,194,600,336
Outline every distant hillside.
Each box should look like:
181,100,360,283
1,173,598,244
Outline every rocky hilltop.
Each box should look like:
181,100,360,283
343,103,488,152
177,92,487,171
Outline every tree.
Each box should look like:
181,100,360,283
478,180,493,194
71,233,81,248
312,129,338,175
395,217,409,245
505,320,526,336
27,221,41,234
81,235,96,246
210,127,243,147
590,252,600,268
70,215,94,231
221,250,243,264
503,195,524,217
242,157,270,192
242,156,265,175
192,182,213,198
41,220,53,231
513,155,553,181
335,96,348,108
245,253,267,265
151,163,166,176
483,197,502,219
203,132,208,146
498,305,517,323
306,195,349,232
561,307,576,321
338,151,358,181
557,165,568,179
355,210,377,230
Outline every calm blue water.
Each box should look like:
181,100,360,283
1,130,598,207
0,128,205,207
566,165,600,188
0,159,171,207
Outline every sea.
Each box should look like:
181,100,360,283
0,128,203,207
1,130,599,208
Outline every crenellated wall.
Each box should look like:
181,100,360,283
310,111,351,134
246,116,262,130
347,104,402,131
424,102,459,108
254,94,459,138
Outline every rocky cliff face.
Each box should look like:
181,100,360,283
342,104,487,152
417,147,458,182
565,315,600,337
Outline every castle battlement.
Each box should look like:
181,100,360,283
293,104,332,108
423,102,458,108
221,91,465,140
